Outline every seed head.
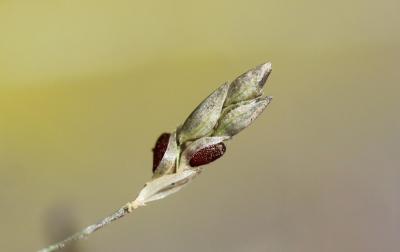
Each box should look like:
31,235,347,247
138,62,274,206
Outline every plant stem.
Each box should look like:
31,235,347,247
38,202,140,252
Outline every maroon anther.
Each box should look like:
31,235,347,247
189,142,226,167
152,133,171,172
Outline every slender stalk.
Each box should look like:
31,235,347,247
37,62,273,252
38,202,140,252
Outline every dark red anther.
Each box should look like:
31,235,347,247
189,142,226,167
152,133,171,172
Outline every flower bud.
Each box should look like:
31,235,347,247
214,97,272,137
177,83,230,144
152,132,179,178
179,136,230,171
224,62,272,106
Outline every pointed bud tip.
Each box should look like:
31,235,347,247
257,62,272,89
261,62,272,72
260,96,273,108
224,62,272,106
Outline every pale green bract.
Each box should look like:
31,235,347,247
177,83,229,144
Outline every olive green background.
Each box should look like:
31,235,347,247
1,0,399,251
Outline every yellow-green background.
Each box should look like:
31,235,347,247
1,0,399,251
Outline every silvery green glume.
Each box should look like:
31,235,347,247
177,83,229,144
213,97,272,137
138,62,273,206
224,62,272,106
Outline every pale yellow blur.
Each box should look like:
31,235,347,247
1,0,399,251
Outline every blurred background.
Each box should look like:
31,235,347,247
0,0,399,251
